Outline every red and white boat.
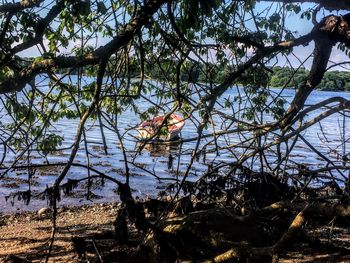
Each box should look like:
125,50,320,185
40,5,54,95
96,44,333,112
136,113,185,141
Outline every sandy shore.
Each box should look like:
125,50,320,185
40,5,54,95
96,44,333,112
0,203,119,262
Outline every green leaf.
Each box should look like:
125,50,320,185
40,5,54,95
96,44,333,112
97,1,107,14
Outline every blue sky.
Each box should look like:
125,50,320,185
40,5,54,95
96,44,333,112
263,2,350,70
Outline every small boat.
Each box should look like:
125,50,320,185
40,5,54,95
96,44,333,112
136,113,185,141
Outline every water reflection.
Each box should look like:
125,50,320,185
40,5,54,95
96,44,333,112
136,141,181,157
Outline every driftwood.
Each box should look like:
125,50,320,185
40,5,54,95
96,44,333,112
136,199,350,262
142,207,279,262
212,201,350,262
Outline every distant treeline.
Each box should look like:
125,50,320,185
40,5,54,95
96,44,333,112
155,62,350,92
192,65,350,92
269,66,350,92
17,57,350,92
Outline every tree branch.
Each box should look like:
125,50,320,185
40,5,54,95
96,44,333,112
255,0,350,11
0,0,43,13
0,0,169,94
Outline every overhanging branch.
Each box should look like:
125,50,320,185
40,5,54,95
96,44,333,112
0,0,44,13
0,0,169,94
255,0,350,11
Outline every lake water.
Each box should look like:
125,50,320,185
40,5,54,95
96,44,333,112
0,76,349,213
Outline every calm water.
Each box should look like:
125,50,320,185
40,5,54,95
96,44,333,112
0,76,349,213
